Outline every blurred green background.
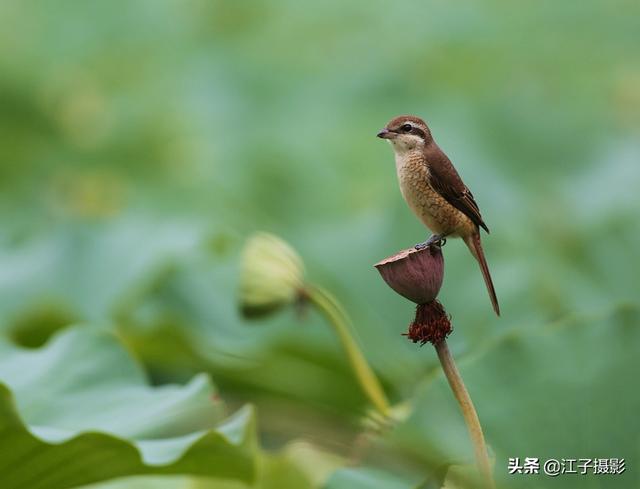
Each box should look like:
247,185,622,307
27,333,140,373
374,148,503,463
0,1,638,488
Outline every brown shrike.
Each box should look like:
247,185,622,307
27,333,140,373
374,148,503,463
377,115,500,316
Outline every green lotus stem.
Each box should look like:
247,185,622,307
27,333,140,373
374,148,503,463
306,284,391,417
435,339,495,489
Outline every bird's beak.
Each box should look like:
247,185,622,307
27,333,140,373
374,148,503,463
377,128,395,139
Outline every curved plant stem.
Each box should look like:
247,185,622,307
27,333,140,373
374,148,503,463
435,339,495,489
306,284,391,417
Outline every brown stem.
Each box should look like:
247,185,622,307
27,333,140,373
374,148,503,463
434,339,495,489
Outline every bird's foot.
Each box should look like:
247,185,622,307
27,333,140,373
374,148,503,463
415,234,446,250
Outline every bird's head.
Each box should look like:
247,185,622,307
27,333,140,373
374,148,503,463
377,115,432,154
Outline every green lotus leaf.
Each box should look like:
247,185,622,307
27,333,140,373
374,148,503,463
0,328,258,489
323,467,414,489
78,441,344,489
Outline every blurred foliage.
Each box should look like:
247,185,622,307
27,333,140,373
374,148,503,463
0,328,258,488
0,1,639,488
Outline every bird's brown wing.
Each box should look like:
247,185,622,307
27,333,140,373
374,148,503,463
425,144,490,233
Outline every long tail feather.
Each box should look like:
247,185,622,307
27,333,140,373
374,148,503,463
464,233,500,316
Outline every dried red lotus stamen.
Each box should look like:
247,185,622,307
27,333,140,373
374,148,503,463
404,300,452,345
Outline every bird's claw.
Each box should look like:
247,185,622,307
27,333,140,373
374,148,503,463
415,235,446,250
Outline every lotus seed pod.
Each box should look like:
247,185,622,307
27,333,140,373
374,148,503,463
374,244,444,305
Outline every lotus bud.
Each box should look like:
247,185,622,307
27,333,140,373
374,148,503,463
375,244,451,345
239,232,305,319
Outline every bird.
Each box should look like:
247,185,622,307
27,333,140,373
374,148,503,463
377,115,500,316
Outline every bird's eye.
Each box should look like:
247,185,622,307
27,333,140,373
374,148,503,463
400,124,412,133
